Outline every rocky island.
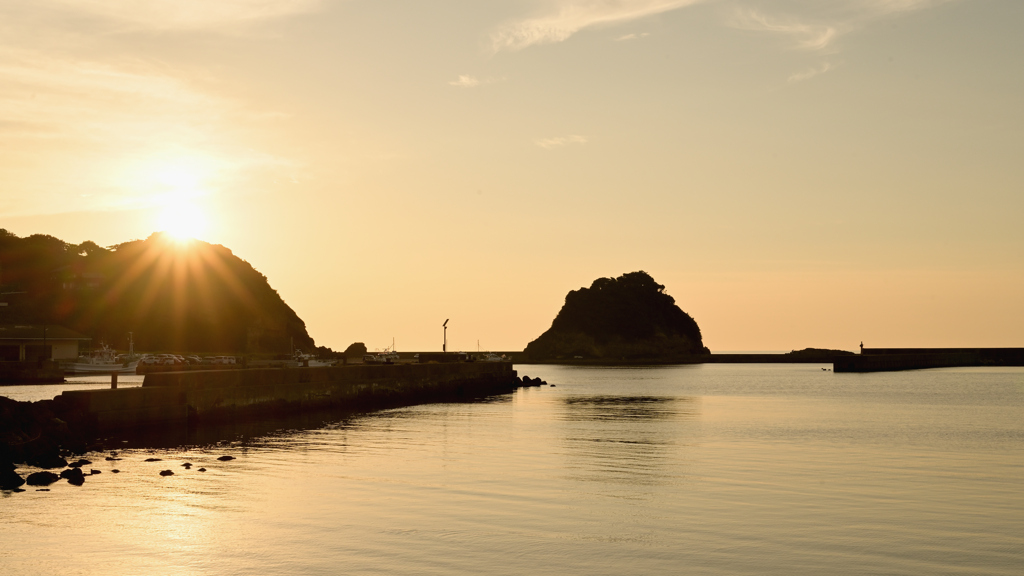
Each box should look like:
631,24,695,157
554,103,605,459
525,271,709,363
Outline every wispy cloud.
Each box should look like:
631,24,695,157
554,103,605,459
0,47,292,216
535,135,588,149
727,1,962,54
615,32,651,41
788,62,832,83
449,75,481,88
492,0,703,52
45,0,323,29
732,9,837,51
448,75,507,88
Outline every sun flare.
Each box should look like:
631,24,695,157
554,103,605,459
158,201,209,241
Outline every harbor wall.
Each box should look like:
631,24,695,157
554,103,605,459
835,348,1024,373
59,362,518,431
704,354,844,364
0,360,64,384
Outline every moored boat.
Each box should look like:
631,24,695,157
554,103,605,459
64,344,139,375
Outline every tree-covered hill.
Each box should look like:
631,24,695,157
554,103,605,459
0,230,314,354
525,271,708,362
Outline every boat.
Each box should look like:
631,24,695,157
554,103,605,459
64,343,139,375
477,352,509,362
363,344,400,365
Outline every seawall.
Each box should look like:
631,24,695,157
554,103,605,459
58,362,518,431
0,360,64,384
835,348,1024,373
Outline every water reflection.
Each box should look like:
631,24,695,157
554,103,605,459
558,395,700,488
561,395,695,421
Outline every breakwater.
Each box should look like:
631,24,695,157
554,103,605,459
59,362,519,431
705,354,844,364
0,360,63,384
835,348,1024,373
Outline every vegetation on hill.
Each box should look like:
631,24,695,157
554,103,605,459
525,271,708,362
785,348,855,358
0,230,315,354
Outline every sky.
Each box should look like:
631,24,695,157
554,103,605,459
1,0,1022,353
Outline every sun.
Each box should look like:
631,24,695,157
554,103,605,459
158,201,209,241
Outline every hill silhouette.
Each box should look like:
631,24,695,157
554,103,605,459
0,230,314,354
525,271,708,362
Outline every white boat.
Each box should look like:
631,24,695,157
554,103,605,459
477,352,509,362
65,344,139,375
363,345,400,365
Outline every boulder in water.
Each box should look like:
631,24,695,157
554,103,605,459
30,454,68,470
26,471,60,486
1,468,25,490
159,470,174,476
217,455,235,461
61,467,86,485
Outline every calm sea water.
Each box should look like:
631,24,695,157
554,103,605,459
2,364,1022,575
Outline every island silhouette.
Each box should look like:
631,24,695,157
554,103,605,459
525,271,709,363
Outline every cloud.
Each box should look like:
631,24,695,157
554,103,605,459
492,0,702,52
0,47,291,216
615,32,651,41
535,135,588,148
449,75,481,88
448,75,507,88
727,1,962,54
788,62,832,83
732,9,837,51
44,0,323,29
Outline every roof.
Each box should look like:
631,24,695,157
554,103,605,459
0,325,92,341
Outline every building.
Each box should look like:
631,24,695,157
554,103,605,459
0,324,91,361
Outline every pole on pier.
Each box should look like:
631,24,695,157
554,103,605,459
443,319,449,353
111,372,118,389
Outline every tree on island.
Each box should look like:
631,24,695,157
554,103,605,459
525,271,708,362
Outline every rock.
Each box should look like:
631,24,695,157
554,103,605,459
35,488,49,492
144,458,162,462
550,384,556,387
217,455,235,461
105,457,121,461
111,469,120,473
68,458,92,468
26,471,60,486
1,468,25,490
30,454,68,470
159,470,174,476
522,376,532,384
89,469,101,475
197,468,206,472
524,271,707,362
61,467,86,486
181,462,192,467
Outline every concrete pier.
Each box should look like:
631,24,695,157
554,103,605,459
59,362,518,431
0,360,64,384
834,348,1024,373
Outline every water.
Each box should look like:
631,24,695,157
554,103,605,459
2,364,1022,575
0,374,145,402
